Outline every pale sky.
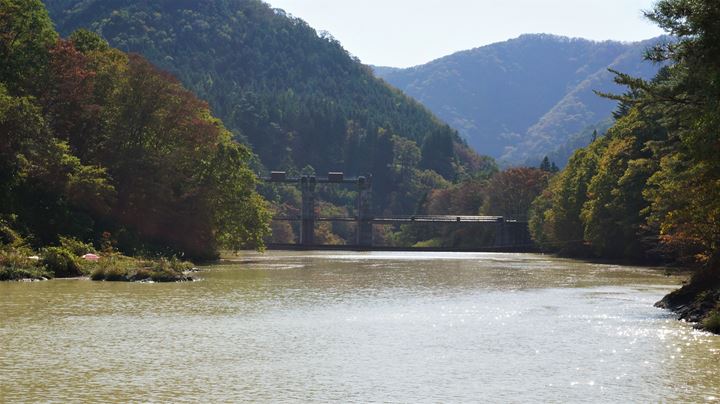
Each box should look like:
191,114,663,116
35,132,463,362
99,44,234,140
265,0,665,68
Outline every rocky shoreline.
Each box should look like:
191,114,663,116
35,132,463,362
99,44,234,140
655,258,720,334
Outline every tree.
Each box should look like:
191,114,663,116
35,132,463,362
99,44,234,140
581,137,645,258
611,0,720,263
420,131,455,180
578,106,666,259
1,2,271,259
528,141,604,255
0,83,114,245
482,167,550,219
68,29,109,53
0,0,57,94
540,156,552,172
92,54,269,258
42,39,99,157
391,135,421,181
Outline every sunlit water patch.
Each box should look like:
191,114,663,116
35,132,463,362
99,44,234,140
1,251,718,402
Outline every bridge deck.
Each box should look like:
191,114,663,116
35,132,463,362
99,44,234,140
273,215,526,224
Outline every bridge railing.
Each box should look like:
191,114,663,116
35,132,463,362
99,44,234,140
371,215,504,223
271,214,515,223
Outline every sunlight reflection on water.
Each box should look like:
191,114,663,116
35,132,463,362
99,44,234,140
1,251,719,402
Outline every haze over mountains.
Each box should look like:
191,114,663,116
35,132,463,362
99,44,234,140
375,34,665,165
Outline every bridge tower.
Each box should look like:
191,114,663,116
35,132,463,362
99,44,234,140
356,176,373,246
300,175,317,246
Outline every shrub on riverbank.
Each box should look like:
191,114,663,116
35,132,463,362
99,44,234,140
0,246,52,280
0,222,53,280
41,246,84,278
703,311,720,334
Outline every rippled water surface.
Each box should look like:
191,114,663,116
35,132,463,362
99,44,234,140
2,251,720,402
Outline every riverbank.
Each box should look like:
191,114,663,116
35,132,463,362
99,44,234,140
655,257,720,334
0,242,195,283
88,255,196,282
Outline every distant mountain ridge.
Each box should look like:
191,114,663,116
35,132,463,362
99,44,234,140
374,34,666,165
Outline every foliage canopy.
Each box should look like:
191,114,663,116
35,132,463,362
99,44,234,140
1,0,269,259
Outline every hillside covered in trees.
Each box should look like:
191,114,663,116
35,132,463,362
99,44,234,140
527,0,720,331
42,0,488,217
375,34,664,166
1,0,269,274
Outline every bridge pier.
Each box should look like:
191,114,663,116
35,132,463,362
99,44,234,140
300,175,317,246
494,218,508,248
356,176,373,246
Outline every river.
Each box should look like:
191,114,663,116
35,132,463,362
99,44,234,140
1,251,719,402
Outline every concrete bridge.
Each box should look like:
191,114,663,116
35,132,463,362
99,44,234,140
262,171,531,250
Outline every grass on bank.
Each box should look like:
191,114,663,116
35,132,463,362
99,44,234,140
0,246,52,280
89,255,193,282
702,310,720,334
0,235,194,282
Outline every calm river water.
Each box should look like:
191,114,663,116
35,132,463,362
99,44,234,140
1,251,720,402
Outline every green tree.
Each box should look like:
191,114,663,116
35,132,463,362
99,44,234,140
529,141,604,255
539,156,552,172
68,29,109,53
579,107,665,259
391,135,421,181
0,84,114,244
0,0,57,94
420,131,456,180
612,0,720,262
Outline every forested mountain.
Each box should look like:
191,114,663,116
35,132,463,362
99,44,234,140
374,34,664,165
43,0,485,215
